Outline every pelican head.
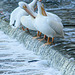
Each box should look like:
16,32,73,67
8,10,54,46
19,1,36,19
18,1,28,9
18,1,31,16
37,1,47,16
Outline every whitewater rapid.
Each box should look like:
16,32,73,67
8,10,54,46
0,31,62,75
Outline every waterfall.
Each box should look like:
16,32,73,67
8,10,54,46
0,19,75,75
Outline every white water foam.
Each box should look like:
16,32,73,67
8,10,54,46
0,31,62,75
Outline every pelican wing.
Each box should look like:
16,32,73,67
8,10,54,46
47,17,63,36
46,12,62,22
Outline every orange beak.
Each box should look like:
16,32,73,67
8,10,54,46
23,5,36,19
41,4,47,16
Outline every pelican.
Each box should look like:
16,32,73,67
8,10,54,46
10,0,37,29
25,1,64,45
20,0,42,37
35,1,64,45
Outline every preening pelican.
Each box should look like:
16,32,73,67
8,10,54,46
10,0,37,28
25,1,64,45
20,0,42,37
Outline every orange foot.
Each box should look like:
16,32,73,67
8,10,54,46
22,27,29,32
38,38,45,41
33,36,39,39
22,27,26,31
43,42,52,46
38,38,44,41
33,31,41,39
38,35,46,41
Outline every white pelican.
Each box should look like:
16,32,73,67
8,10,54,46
20,0,42,37
10,0,37,29
25,1,64,45
35,1,64,45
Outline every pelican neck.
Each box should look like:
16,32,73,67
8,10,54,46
29,0,37,7
37,2,42,15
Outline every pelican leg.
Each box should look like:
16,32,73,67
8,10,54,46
43,37,54,46
38,35,46,41
33,31,41,39
52,37,54,43
52,37,55,45
22,27,29,32
22,27,26,31
26,28,29,32
43,37,51,45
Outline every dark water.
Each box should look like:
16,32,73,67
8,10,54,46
0,30,62,75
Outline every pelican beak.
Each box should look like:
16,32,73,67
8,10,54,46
23,5,36,19
41,5,47,16
23,5,27,9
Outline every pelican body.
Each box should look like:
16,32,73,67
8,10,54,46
33,1,64,38
21,15,36,30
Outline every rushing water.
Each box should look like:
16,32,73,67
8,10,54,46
0,31,62,75
0,0,75,75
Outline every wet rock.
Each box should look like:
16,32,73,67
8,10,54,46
28,60,39,63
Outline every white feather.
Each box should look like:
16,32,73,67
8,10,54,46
10,0,37,28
